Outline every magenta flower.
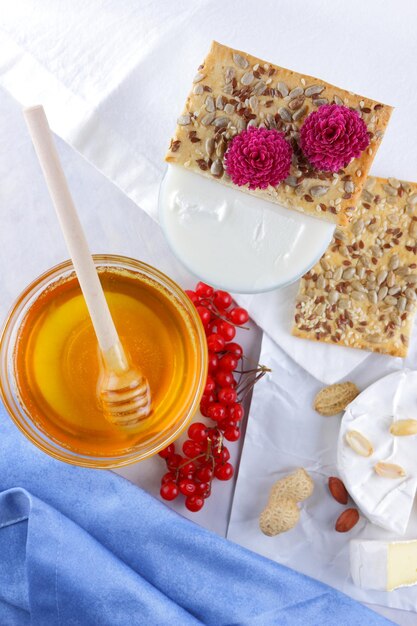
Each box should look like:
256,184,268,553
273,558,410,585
224,127,293,190
299,104,370,172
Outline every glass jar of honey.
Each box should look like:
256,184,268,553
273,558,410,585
0,255,207,467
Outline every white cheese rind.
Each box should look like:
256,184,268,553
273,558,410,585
350,540,388,591
337,370,417,534
350,539,417,591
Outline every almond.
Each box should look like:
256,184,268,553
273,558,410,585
390,419,417,436
314,382,359,416
335,508,359,532
328,477,349,505
345,430,374,457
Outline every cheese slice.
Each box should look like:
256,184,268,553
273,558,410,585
350,539,417,591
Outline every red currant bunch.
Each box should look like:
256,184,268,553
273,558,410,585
158,282,269,512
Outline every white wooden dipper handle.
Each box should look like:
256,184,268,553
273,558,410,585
23,105,127,373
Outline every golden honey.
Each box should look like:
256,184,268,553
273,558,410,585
13,265,203,459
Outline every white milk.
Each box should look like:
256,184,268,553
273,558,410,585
159,165,334,293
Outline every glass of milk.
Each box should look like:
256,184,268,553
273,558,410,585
159,165,335,293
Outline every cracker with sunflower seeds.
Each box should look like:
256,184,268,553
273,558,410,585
292,177,417,357
166,41,392,226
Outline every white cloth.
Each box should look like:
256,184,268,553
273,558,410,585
1,2,417,622
228,333,417,614
2,0,417,383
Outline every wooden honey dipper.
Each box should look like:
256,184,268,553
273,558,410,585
23,105,152,428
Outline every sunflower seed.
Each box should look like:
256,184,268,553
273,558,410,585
334,267,343,281
233,53,249,69
361,189,374,202
210,159,224,177
205,137,215,157
409,193,417,205
288,86,304,99
292,105,308,121
313,98,329,106
284,176,298,187
346,430,374,457
216,95,225,110
398,296,407,312
212,117,229,128
310,185,329,198
406,275,417,284
343,267,355,280
317,275,326,289
252,80,267,95
241,71,254,86
304,84,325,97
388,213,399,224
374,461,406,478
409,222,417,237
388,177,401,189
328,290,339,304
405,288,416,301
201,113,215,126
277,81,289,97
368,291,377,304
352,219,365,236
384,295,398,306
377,270,388,285
193,73,206,83
193,84,204,95
205,96,215,113
278,107,292,122
389,254,400,270
177,114,191,125
224,67,235,84
390,419,417,436
344,181,355,194
334,229,348,242
249,96,258,111
378,286,388,301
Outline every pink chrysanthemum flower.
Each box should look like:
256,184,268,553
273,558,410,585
224,127,292,190
299,104,370,172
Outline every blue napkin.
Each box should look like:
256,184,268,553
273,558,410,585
0,405,393,626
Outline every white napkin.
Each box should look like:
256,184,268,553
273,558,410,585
2,0,417,383
227,333,417,613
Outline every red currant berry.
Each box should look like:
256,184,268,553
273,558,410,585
196,482,211,498
214,462,234,481
182,440,203,458
219,447,230,463
188,422,209,443
178,479,197,496
227,403,244,422
179,461,196,477
207,352,219,373
158,443,175,459
218,387,238,406
195,465,213,482
215,371,236,388
196,306,211,327
218,354,238,372
167,453,183,471
200,399,211,417
204,376,216,394
207,333,226,353
224,426,240,442
217,320,236,341
207,403,226,422
213,290,233,310
160,481,179,500
229,307,249,325
185,290,199,304
224,342,243,359
185,495,205,512
196,282,214,298
161,471,176,484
